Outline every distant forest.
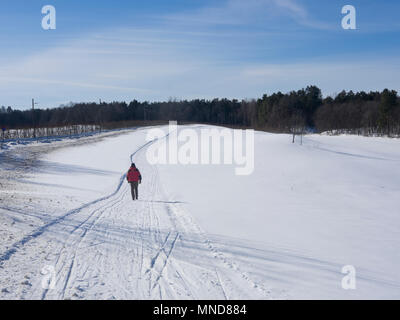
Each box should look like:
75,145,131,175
1,86,399,137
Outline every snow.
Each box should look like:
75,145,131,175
0,125,399,299
157,130,400,299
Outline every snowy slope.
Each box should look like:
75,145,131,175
157,129,400,299
0,125,399,299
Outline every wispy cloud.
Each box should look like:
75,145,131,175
0,76,154,93
272,0,332,29
0,0,398,108
274,0,307,18
241,59,400,96
160,0,331,30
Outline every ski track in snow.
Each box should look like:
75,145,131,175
4,128,398,299
0,130,274,300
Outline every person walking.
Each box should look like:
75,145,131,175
127,163,142,200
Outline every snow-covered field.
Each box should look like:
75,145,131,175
0,125,399,299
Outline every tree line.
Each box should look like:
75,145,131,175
1,86,399,137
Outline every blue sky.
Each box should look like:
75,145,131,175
0,0,399,109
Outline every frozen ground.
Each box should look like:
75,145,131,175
0,125,399,299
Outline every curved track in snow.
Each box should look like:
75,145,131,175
0,131,271,300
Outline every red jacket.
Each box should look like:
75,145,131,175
127,167,142,183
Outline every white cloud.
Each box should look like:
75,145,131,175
241,60,400,97
161,0,331,30
274,0,307,18
0,1,398,108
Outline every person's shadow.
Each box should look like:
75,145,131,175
137,200,186,204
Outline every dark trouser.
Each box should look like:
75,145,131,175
130,181,139,200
